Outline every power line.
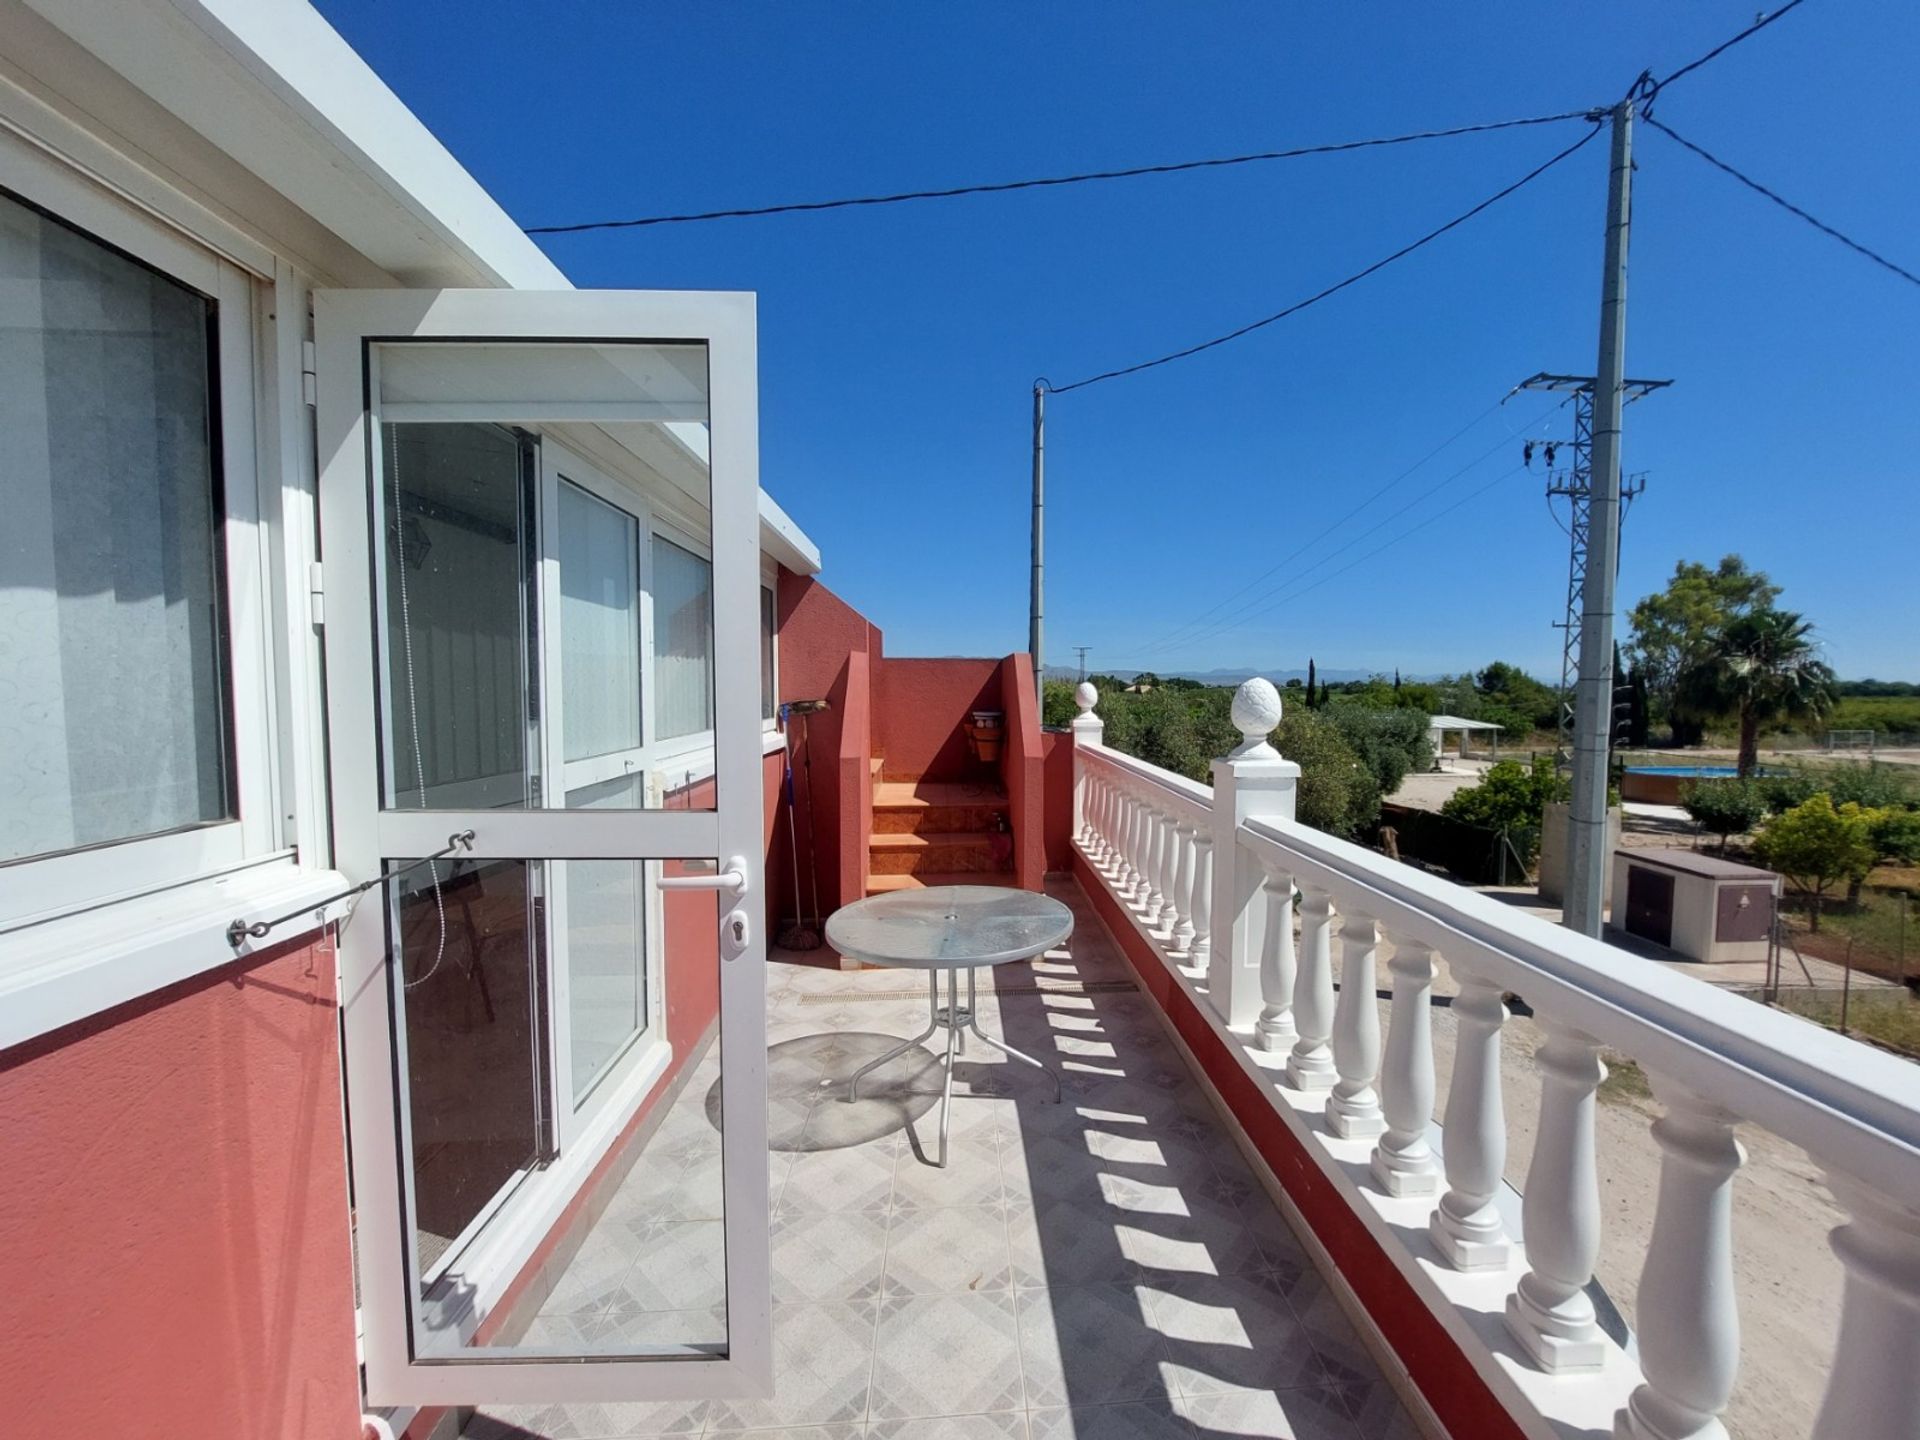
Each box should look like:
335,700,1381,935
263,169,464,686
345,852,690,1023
1046,120,1604,394
523,110,1597,235
1127,415,1560,659
1643,115,1920,290
1122,394,1514,658
1648,0,1811,99
1148,462,1533,654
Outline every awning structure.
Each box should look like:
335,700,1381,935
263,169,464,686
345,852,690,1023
1427,714,1505,764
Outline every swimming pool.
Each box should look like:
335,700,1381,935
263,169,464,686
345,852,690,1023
1627,765,1742,778
1620,764,1749,804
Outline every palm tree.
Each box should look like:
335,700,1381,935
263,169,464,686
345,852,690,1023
1673,608,1835,777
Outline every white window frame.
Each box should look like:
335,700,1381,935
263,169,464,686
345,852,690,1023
761,559,780,730
0,144,285,936
647,515,719,773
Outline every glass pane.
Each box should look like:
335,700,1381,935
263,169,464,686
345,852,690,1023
559,482,642,762
652,535,714,743
379,422,537,810
373,340,719,814
393,855,728,1362
0,189,230,862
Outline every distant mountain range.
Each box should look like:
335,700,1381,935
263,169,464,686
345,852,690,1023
1045,666,1445,686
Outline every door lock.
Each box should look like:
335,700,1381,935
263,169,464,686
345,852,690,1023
724,908,750,957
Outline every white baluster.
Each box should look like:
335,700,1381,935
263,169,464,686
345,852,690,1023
1099,776,1117,865
1506,1020,1609,1372
1430,967,1511,1270
1146,805,1171,928
1171,819,1197,953
1155,806,1179,937
1615,1079,1745,1440
1188,832,1213,970
1254,865,1297,1054
1286,888,1338,1091
1371,936,1440,1196
1086,773,1106,861
1328,913,1385,1138
1809,1172,1920,1440
1119,787,1143,897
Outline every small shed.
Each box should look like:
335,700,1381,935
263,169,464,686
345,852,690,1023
1427,715,1504,767
1611,848,1779,963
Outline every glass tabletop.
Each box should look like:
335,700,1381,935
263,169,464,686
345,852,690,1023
824,885,1074,969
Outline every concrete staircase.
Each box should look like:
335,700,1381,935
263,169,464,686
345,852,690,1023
865,776,1013,895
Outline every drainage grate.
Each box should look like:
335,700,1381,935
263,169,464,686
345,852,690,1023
797,977,1137,1004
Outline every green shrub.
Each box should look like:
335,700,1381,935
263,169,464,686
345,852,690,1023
1865,806,1920,866
1760,770,1821,814
1822,763,1918,812
1274,708,1380,839
1320,704,1433,797
1751,796,1876,930
1440,756,1569,863
1681,778,1770,853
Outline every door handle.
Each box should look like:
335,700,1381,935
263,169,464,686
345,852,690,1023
657,854,749,897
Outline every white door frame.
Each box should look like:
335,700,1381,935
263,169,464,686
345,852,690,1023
315,288,770,1406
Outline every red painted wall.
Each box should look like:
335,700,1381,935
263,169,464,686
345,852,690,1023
999,655,1046,892
776,574,883,927
0,935,363,1440
1041,730,1075,872
837,650,873,909
873,658,1001,783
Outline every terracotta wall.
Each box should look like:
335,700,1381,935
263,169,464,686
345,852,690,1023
873,658,1001,783
999,655,1046,892
0,934,363,1440
774,574,883,924
1042,730,1076,872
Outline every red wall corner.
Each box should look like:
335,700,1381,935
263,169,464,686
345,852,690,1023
837,648,873,909
1000,654,1046,892
0,933,363,1440
1041,729,1075,872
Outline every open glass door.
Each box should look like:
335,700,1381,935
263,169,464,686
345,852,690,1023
316,290,770,1406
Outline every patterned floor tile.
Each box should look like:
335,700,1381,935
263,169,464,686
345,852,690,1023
782,1140,898,1213
868,1412,1029,1440
868,1290,1025,1421
771,1207,889,1303
1146,1274,1317,1398
882,1203,1013,1296
1027,1400,1193,1440
892,1131,1009,1209
1007,1196,1138,1289
1017,1282,1170,1409
703,1300,877,1432
1171,1388,1360,1438
617,1219,728,1311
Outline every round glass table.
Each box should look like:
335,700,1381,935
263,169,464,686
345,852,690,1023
825,885,1072,1166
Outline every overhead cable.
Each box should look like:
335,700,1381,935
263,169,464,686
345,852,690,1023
1643,115,1920,291
524,110,1597,235
1045,122,1604,394
1646,0,1811,101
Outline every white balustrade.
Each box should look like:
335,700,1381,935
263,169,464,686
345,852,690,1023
1810,1173,1920,1440
1371,937,1440,1196
1188,831,1213,969
1615,1079,1744,1440
1065,678,1920,1438
1286,888,1338,1090
1172,819,1197,954
1429,967,1511,1269
1327,912,1385,1138
1254,864,1296,1053
1507,1020,1609,1372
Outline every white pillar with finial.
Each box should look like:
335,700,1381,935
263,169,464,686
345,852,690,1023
1207,678,1299,1030
1070,682,1102,852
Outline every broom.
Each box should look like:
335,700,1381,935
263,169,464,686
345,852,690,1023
775,704,821,950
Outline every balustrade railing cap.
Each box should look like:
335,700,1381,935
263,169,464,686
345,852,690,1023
1074,682,1099,713
1229,677,1283,759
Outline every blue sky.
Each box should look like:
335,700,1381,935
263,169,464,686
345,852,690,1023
316,1,1918,681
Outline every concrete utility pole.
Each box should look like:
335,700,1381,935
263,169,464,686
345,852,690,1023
1074,646,1091,682
1029,382,1046,697
1564,97,1634,941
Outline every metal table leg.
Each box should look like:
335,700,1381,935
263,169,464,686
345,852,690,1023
847,969,939,1101
965,966,1063,1102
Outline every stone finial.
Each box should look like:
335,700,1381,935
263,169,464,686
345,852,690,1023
1074,682,1099,714
1229,677,1282,758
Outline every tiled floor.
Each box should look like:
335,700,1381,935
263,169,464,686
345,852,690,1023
470,879,1414,1440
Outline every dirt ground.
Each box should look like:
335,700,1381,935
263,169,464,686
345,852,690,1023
1419,957,1845,1440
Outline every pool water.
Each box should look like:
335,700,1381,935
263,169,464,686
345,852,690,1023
1627,765,1743,777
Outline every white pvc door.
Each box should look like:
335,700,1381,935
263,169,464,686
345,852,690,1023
316,290,770,1406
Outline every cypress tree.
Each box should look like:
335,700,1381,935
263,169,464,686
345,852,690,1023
1306,658,1317,706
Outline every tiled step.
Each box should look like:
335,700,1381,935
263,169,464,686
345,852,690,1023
866,871,1011,895
872,780,1009,836
867,830,1007,877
